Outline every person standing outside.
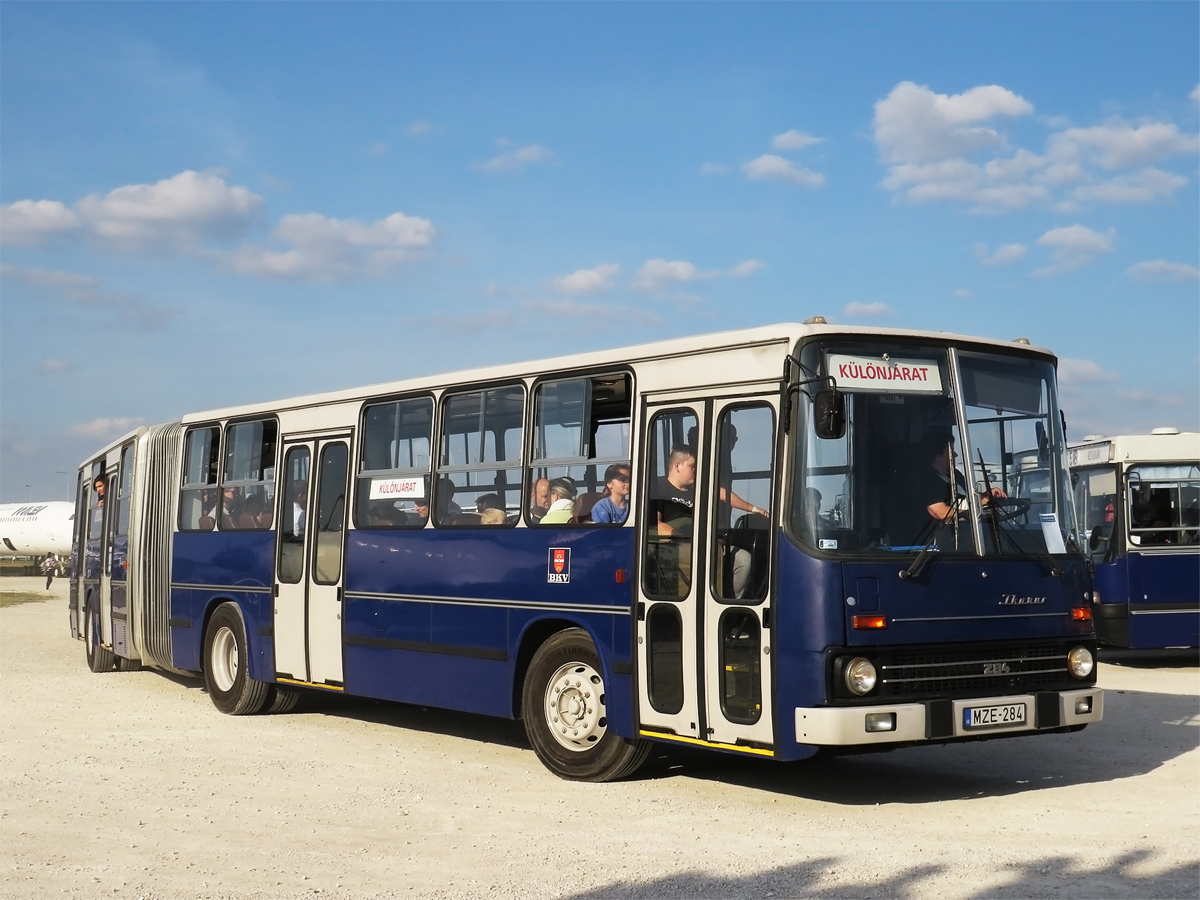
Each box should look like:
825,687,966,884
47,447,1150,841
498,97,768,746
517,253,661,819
42,552,58,590
591,464,631,525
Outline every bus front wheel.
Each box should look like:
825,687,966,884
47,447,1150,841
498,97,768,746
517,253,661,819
522,628,650,782
203,603,269,715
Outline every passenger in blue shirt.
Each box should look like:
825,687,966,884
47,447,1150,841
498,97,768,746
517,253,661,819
590,464,631,524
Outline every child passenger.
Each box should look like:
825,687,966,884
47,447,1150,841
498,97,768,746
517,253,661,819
590,464,631,525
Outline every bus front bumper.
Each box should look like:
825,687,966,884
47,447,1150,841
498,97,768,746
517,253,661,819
795,688,1104,746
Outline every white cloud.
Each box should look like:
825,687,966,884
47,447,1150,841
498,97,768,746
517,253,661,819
521,298,663,326
0,199,80,245
229,211,435,281
66,417,146,440
844,301,895,318
39,359,75,375
873,82,1196,213
407,120,436,136
1047,121,1200,170
1128,260,1200,282
728,260,765,277
1032,224,1115,277
74,170,263,251
975,242,1027,265
1192,85,1200,104
743,154,824,187
699,162,729,176
772,130,824,151
1058,358,1119,388
873,81,1033,165
632,259,704,291
0,264,175,328
1070,168,1188,204
366,141,389,159
551,263,621,295
954,288,973,299
475,143,557,174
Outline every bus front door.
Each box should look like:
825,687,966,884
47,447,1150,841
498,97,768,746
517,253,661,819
636,396,777,751
274,436,351,688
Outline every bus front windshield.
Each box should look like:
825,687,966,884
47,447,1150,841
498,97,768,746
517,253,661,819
792,341,1078,559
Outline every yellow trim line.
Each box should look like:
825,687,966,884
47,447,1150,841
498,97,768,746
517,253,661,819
639,730,774,756
277,677,344,691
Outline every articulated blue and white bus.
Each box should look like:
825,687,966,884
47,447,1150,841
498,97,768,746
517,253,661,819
1070,430,1199,650
71,322,1103,781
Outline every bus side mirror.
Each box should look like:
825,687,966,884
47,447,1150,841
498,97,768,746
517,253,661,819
1088,525,1105,551
813,389,846,440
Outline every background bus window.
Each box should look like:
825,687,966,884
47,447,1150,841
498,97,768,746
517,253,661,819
642,409,697,598
221,419,277,531
179,426,220,532
356,397,432,528
278,446,311,584
1074,466,1118,562
528,373,631,525
711,405,774,601
437,386,524,526
1128,465,1200,546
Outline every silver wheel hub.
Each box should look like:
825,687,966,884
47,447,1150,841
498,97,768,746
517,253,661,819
544,661,607,752
211,625,239,693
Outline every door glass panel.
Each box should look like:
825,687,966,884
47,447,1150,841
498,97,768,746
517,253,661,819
719,608,762,724
642,410,698,598
314,443,349,585
646,603,684,714
712,405,774,601
278,447,311,584
1074,466,1118,562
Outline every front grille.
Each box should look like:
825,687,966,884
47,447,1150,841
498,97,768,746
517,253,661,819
881,642,1066,698
830,640,1091,704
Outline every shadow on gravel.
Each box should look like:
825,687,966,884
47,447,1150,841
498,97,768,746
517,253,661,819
1100,648,1199,668
561,849,1199,900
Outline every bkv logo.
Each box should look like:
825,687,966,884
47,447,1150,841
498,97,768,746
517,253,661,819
547,548,571,584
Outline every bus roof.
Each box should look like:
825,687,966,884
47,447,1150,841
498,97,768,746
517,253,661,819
1069,430,1200,467
181,321,1056,424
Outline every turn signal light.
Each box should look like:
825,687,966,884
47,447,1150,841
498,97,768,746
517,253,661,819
852,615,887,630
1072,607,1092,621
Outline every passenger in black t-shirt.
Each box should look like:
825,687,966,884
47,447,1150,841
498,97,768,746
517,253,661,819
650,445,696,537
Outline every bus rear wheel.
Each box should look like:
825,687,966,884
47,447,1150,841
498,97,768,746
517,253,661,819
84,599,115,674
203,603,269,715
522,628,650,782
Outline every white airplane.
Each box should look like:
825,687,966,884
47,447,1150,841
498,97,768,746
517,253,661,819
0,501,75,557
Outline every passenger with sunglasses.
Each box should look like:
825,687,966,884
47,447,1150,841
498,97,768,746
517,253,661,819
590,464,631,524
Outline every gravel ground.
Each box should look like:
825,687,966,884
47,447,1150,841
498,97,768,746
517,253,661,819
2,576,1197,900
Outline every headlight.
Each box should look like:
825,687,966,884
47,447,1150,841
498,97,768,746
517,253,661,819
845,658,877,695
1067,646,1094,679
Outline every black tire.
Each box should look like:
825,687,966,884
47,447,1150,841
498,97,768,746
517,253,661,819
262,685,301,714
203,603,269,715
84,598,115,674
522,628,651,782
115,656,142,672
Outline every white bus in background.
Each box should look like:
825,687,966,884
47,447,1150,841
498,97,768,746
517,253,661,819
1070,428,1199,649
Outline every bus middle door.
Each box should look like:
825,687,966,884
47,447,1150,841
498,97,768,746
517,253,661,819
275,436,351,689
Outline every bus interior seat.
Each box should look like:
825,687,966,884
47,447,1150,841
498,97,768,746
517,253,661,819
573,491,605,523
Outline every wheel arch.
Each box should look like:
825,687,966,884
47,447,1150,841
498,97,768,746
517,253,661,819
511,615,606,720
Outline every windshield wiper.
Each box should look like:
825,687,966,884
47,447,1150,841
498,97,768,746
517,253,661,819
899,504,958,581
977,449,1063,578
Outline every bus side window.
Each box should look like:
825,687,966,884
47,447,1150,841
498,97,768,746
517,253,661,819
528,372,631,526
437,386,524,527
711,404,775,601
221,419,277,531
355,396,433,528
179,426,220,532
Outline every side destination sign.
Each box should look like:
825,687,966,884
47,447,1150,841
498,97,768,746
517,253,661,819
828,354,943,394
369,478,424,500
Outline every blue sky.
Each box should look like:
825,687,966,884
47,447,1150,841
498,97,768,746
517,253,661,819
2,2,1197,502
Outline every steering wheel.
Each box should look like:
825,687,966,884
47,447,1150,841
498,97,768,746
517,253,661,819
981,496,1032,523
